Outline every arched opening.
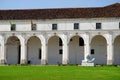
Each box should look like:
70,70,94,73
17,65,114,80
48,36,63,64
114,36,120,65
69,36,84,64
6,36,20,64
27,36,41,64
91,35,107,65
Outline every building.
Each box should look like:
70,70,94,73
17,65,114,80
0,3,120,65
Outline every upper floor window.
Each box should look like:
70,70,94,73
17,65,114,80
74,23,79,30
96,23,101,29
52,24,57,30
31,24,37,30
11,24,16,31
31,20,37,31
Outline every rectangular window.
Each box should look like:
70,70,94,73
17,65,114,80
74,23,79,30
11,24,16,31
32,24,37,30
59,38,62,46
39,49,41,59
91,49,94,55
119,22,120,29
59,49,63,55
96,23,101,29
79,38,84,46
52,24,57,30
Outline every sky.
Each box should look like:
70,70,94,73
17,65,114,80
0,0,120,10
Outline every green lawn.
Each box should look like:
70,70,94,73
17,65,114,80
0,65,120,80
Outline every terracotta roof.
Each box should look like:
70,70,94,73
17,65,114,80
0,3,120,20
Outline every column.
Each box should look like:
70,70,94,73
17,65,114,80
82,34,90,62
0,43,6,64
20,39,27,64
62,35,69,64
107,34,113,65
81,33,94,66
41,43,48,65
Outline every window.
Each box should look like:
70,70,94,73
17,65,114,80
31,24,37,30
59,38,62,46
59,49,63,55
79,38,84,46
11,24,16,31
52,24,57,30
74,23,79,30
91,49,94,55
119,22,120,29
96,23,101,29
39,49,41,59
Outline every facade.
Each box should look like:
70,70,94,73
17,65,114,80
0,3,120,65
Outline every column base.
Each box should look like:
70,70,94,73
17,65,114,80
41,59,47,65
62,59,69,64
0,59,6,65
20,59,27,64
81,60,95,66
107,60,113,65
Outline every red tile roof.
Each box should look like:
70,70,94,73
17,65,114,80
0,3,120,20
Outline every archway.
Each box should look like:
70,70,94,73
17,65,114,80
114,36,120,65
27,36,41,64
48,36,63,64
6,36,20,64
69,36,84,64
91,35,107,65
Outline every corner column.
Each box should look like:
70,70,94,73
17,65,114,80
0,43,6,64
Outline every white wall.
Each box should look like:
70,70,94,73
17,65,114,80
114,36,120,65
91,36,107,65
0,18,119,31
27,36,41,64
69,36,84,64
48,36,62,64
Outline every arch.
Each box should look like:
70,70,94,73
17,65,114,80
27,36,42,64
48,35,63,64
91,35,107,65
6,36,21,64
113,35,120,65
69,35,84,64
68,34,85,44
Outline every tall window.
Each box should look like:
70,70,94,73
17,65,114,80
59,49,63,55
59,38,62,46
11,24,16,31
31,24,37,30
52,24,57,30
91,49,94,55
96,23,101,29
79,38,84,46
39,49,41,59
74,23,79,30
119,22,120,29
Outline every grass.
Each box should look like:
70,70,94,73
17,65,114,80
0,65,120,80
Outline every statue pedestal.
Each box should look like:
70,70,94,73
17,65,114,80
81,60,95,66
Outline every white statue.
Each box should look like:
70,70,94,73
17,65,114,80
86,54,95,63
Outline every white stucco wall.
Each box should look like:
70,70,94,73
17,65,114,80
0,18,119,31
48,36,62,64
27,36,41,64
